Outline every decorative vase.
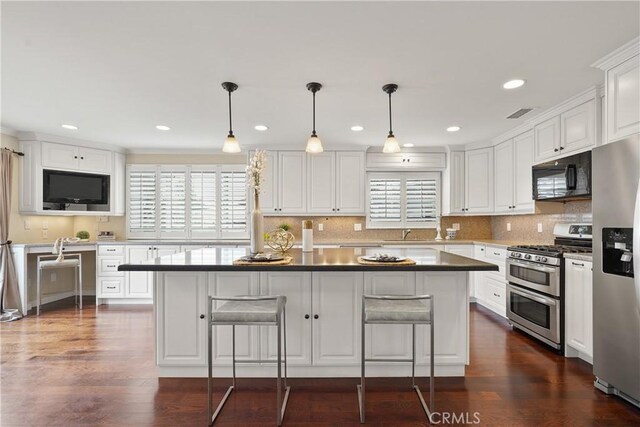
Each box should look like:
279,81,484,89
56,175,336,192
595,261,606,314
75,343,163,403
250,191,264,254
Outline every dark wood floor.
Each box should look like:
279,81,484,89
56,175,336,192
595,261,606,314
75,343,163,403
1,299,639,426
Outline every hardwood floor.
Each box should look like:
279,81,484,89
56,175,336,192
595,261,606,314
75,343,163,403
1,299,639,426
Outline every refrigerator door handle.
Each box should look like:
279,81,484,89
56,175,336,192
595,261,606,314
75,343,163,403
634,177,640,314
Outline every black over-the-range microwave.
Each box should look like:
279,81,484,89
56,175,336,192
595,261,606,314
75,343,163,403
532,151,591,201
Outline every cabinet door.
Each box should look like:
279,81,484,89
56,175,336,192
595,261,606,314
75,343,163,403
260,272,312,365
493,140,514,213
534,116,561,163
561,99,595,154
465,148,494,213
449,151,466,215
78,147,112,173
112,152,125,215
278,152,306,214
445,245,474,298
364,272,416,360
336,152,366,214
41,142,78,170
156,245,181,259
260,151,278,214
565,260,593,357
126,246,153,298
607,55,640,142
312,272,362,365
307,152,336,214
512,131,534,212
208,272,260,364
156,272,207,366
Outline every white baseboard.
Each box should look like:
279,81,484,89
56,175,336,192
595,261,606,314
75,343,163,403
97,298,153,305
28,290,96,310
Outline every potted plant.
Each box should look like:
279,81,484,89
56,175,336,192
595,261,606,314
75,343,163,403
76,230,90,242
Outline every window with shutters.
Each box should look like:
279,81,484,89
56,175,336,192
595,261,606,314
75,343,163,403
127,164,247,239
366,172,440,229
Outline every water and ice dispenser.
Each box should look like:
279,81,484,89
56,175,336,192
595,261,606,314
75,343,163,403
602,228,634,278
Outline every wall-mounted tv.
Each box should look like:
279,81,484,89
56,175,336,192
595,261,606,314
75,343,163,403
43,169,110,205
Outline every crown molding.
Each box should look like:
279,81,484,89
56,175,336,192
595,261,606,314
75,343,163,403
0,126,18,137
16,131,127,153
591,36,640,70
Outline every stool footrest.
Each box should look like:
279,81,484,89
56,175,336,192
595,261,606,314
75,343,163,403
365,358,414,363
233,359,280,364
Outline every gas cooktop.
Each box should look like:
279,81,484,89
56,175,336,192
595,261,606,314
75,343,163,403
507,244,592,257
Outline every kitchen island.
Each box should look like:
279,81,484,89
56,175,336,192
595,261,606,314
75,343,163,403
119,246,497,378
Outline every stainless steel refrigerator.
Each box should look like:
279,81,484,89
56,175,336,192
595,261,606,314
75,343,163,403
593,134,640,407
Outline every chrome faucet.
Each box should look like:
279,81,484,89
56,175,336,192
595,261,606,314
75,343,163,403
402,229,412,240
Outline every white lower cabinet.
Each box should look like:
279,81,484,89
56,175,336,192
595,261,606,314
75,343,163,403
565,259,593,362
472,244,507,317
364,272,416,360
312,272,362,365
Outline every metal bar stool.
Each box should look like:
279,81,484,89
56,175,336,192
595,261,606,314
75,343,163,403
207,295,290,426
36,254,82,316
357,294,434,423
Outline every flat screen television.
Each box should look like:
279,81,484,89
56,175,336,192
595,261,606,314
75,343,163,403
43,169,110,205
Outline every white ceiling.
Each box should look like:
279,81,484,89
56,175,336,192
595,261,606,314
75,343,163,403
2,1,639,151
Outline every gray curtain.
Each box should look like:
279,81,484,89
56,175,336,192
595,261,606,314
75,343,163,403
0,149,23,321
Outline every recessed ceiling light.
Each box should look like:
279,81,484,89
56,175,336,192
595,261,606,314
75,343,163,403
403,143,415,148
351,125,364,132
254,125,269,131
61,124,78,130
503,79,526,89
447,126,461,132
156,125,171,131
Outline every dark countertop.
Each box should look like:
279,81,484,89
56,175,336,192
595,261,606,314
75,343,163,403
118,247,499,272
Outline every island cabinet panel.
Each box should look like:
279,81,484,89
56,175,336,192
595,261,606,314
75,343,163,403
208,272,260,365
311,272,363,366
156,272,208,366
416,272,468,366
364,272,416,360
259,272,312,365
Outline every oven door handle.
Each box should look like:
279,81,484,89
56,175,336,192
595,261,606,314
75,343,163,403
507,259,557,273
509,285,557,306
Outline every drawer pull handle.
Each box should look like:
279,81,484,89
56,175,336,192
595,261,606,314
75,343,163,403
106,286,116,289
107,249,115,251
493,293,500,297
572,262,584,267
107,265,116,268
494,252,501,256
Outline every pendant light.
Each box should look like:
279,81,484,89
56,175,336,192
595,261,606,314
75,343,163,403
382,83,401,153
222,81,241,153
305,82,324,153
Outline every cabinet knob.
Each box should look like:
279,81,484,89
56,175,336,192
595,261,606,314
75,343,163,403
80,156,84,159
554,148,559,152
313,314,319,319
336,208,340,211
493,293,500,297
559,147,564,150
304,314,310,319
74,156,78,159
200,314,205,319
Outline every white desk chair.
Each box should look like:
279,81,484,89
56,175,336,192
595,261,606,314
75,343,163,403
36,253,82,315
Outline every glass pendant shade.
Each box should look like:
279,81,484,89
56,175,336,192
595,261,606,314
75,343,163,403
305,134,324,153
222,135,241,153
383,134,401,153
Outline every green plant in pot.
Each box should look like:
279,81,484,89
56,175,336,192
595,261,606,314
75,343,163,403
278,223,291,232
76,230,90,241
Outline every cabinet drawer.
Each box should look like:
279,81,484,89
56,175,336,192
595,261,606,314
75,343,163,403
485,279,506,307
485,246,507,263
99,278,124,296
98,245,124,256
99,257,124,275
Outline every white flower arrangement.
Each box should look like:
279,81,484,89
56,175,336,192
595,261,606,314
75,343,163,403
247,150,267,195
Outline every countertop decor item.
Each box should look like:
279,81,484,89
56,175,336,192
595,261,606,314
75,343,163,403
305,82,324,153
221,81,241,153
266,228,295,254
382,83,401,153
75,230,90,242
357,256,416,266
446,228,457,240
233,255,292,266
302,220,313,252
247,150,267,254
435,216,443,241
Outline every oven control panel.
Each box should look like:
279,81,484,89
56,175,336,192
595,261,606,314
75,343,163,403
508,251,561,266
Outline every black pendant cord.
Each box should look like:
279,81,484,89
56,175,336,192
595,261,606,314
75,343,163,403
312,91,317,137
228,90,234,137
388,92,393,137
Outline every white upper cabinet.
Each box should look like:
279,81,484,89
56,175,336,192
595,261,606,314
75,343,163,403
307,152,336,214
533,116,561,163
512,131,534,212
335,152,366,214
448,151,466,215
260,151,278,214
366,151,446,170
112,152,126,216
606,55,640,142
41,141,112,174
278,151,307,214
560,99,596,155
464,147,494,214
493,140,514,213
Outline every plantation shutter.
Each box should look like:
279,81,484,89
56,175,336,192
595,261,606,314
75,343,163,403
219,169,248,236
190,168,217,238
367,175,402,228
405,175,439,227
127,167,157,237
159,167,187,238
